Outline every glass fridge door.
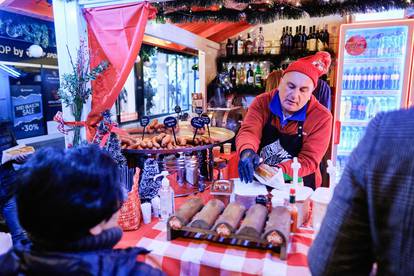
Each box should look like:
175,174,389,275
335,24,410,181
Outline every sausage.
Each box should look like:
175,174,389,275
263,206,290,246
151,137,161,148
178,137,187,146
214,202,246,237
167,142,174,150
161,135,172,147
236,204,268,238
168,197,204,230
124,127,144,134
190,199,225,230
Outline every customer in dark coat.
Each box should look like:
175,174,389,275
308,108,414,275
0,145,164,276
0,120,28,245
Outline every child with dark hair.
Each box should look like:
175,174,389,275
0,145,164,276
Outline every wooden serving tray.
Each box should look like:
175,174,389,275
167,203,289,260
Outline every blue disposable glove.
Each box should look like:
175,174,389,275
238,149,260,183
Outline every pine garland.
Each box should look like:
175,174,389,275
155,0,412,24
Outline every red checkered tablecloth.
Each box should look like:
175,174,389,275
119,219,313,276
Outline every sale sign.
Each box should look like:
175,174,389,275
11,85,46,139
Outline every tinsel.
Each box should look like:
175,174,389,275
92,110,127,167
155,0,412,24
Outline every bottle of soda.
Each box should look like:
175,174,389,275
350,96,358,120
345,96,352,120
360,68,366,90
358,96,367,120
226,39,234,56
343,69,349,90
366,97,374,119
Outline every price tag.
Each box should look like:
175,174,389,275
201,114,211,125
174,105,182,114
191,117,205,129
163,116,177,128
195,106,203,116
164,116,178,144
140,116,150,127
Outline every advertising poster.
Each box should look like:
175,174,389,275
41,68,61,121
11,85,46,139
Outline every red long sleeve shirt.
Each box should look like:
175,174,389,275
236,90,333,187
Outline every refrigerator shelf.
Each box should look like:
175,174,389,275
341,120,369,126
341,90,400,95
337,150,353,155
343,56,403,63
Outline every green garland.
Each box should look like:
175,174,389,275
155,0,412,24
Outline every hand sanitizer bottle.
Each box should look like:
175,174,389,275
326,159,336,192
154,171,175,221
291,157,301,187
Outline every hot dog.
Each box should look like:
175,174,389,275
168,197,204,230
236,204,268,238
214,202,246,237
190,199,225,230
263,206,290,246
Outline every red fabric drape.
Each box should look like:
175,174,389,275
84,2,156,140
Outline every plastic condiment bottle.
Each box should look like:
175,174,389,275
327,159,336,191
291,157,301,187
288,188,298,232
154,171,175,221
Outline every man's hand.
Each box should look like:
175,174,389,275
238,149,260,183
12,153,30,164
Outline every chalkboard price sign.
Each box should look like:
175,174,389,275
191,117,205,129
140,116,150,127
163,116,177,128
195,106,203,115
201,114,211,125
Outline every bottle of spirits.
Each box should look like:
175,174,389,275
226,39,234,56
308,25,317,51
316,26,325,51
280,27,286,55
244,33,254,55
229,65,237,87
257,27,265,55
246,64,254,85
236,35,244,55
323,24,330,48
301,25,307,50
287,27,293,54
254,64,263,87
238,64,246,84
293,26,300,50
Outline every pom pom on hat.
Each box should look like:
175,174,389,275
283,51,331,87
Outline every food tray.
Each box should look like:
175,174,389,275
122,125,235,155
167,201,290,260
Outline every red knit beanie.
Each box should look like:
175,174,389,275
283,51,331,87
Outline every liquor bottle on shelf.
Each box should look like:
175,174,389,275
226,39,234,56
316,26,324,51
280,27,286,55
244,33,254,55
229,65,237,87
308,25,317,51
255,64,263,87
287,27,293,54
301,25,307,50
258,27,265,55
293,26,300,50
323,24,329,48
246,64,254,85
237,63,246,85
236,35,244,55
251,31,257,54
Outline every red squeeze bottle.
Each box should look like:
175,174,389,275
288,188,298,233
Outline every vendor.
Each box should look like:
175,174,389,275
236,52,333,189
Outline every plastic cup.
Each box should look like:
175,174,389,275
141,202,152,224
213,146,221,156
223,143,232,154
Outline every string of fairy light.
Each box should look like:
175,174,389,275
154,0,413,24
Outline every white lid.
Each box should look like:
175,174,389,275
311,187,332,204
271,192,286,207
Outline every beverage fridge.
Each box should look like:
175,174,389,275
332,19,414,182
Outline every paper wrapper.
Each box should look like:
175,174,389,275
254,163,285,189
2,145,35,165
